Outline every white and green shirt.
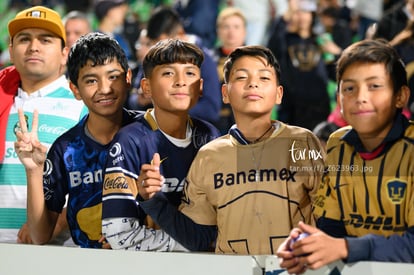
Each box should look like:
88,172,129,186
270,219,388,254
0,75,87,243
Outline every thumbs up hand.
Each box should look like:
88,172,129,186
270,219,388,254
137,153,164,200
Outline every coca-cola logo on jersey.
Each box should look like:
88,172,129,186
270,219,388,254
38,124,67,135
103,176,128,190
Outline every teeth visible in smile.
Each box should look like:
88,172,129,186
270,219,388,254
98,99,113,103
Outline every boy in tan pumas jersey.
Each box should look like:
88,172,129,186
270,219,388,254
137,45,325,254
277,39,414,274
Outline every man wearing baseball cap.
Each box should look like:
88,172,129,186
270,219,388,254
8,5,66,44
0,6,87,245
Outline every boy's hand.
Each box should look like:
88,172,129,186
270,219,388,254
99,235,112,249
17,222,33,244
276,226,304,274
278,221,348,274
137,153,164,200
14,109,47,171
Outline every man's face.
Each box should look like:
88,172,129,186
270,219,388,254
9,28,68,91
217,14,246,49
65,18,91,49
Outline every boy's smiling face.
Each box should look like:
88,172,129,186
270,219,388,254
70,59,131,117
339,62,408,144
141,63,203,115
222,55,282,120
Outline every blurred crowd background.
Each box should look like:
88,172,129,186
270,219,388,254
0,0,412,136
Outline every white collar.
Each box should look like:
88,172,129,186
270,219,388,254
150,109,192,147
17,75,69,99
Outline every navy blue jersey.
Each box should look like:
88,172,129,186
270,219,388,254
44,109,139,248
102,110,220,232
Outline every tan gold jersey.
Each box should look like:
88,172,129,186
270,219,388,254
314,119,414,238
180,122,325,254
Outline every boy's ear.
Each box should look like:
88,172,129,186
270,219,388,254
126,68,132,85
396,86,410,109
274,85,283,104
199,78,203,97
62,47,69,66
8,44,13,63
69,81,82,100
222,84,230,104
337,92,343,115
140,78,151,97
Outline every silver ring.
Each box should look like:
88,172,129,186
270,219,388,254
141,180,145,187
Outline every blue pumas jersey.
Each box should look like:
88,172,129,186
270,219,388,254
102,110,220,249
44,109,139,248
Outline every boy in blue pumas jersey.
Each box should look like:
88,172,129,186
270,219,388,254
101,39,220,251
277,39,414,274
15,32,138,248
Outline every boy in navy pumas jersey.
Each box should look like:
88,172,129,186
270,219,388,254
15,32,138,248
136,45,325,255
101,39,220,251
277,39,414,274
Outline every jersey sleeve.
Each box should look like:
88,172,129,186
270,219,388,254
139,192,217,251
345,226,414,263
179,149,217,225
44,138,69,213
316,216,348,237
101,128,143,248
102,217,188,251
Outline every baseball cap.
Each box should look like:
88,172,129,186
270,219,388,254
8,6,66,43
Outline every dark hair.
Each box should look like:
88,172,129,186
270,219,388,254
313,121,339,143
94,0,126,21
142,39,204,78
223,45,281,84
146,6,183,40
336,39,408,95
319,6,339,19
67,32,129,86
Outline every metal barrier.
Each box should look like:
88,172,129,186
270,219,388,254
1,243,413,275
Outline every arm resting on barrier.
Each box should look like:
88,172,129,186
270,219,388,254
345,226,414,263
139,192,217,251
317,217,414,263
102,215,188,251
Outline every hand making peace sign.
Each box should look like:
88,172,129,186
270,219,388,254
14,108,47,171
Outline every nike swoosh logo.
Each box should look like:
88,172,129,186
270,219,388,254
151,156,168,165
